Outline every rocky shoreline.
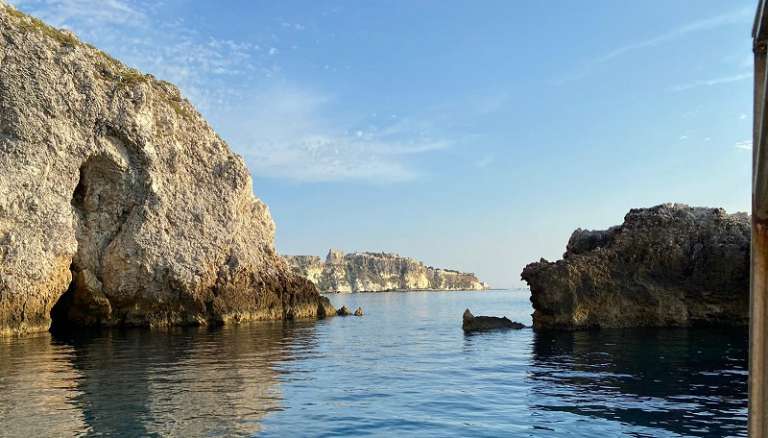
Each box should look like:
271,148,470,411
0,4,333,336
285,249,489,293
521,204,749,330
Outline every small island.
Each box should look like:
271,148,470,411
285,249,489,293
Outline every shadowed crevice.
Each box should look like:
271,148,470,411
50,154,130,332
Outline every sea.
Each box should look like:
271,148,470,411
0,290,748,437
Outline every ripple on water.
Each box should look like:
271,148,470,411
0,290,748,437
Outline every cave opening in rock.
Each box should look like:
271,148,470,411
49,265,80,332
49,154,129,332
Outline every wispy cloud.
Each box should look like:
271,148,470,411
597,8,751,64
9,0,272,112
735,140,753,150
214,87,450,183
9,0,452,183
559,7,752,83
670,72,753,92
13,0,145,27
244,134,447,183
475,155,494,169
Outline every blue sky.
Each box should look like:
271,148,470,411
11,0,756,288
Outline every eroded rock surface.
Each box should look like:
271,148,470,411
462,309,525,332
285,249,489,293
521,204,749,330
0,4,333,335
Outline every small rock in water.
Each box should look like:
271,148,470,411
354,307,364,316
462,308,525,332
337,305,352,316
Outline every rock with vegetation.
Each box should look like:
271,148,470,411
0,3,334,336
285,249,489,293
521,204,750,330
462,309,525,332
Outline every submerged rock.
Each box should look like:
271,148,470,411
0,4,333,336
462,309,525,332
521,204,750,330
285,249,489,292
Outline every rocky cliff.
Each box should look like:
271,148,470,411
0,4,334,336
521,204,749,330
286,250,489,292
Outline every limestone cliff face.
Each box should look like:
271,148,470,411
0,4,333,336
521,204,749,330
286,250,489,292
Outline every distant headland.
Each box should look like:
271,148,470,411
285,249,489,293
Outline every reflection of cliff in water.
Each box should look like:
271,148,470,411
529,328,748,437
1,322,320,437
0,334,88,436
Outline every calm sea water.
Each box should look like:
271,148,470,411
0,290,747,437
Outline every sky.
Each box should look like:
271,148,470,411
9,0,756,288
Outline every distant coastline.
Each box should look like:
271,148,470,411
320,288,506,294
285,249,489,293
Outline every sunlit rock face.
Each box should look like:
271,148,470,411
0,4,333,336
521,204,749,330
285,249,489,293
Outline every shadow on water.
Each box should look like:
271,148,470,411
529,327,748,437
0,321,320,437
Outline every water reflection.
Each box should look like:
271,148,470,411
529,328,748,437
0,292,751,437
1,322,319,437
0,334,88,436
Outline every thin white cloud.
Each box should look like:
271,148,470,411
12,0,145,27
670,72,753,92
213,87,450,183
475,155,494,169
9,0,269,112
735,140,753,150
559,7,752,83
596,8,751,64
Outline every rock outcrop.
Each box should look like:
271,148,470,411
462,309,525,332
285,249,489,293
0,4,334,336
521,204,750,330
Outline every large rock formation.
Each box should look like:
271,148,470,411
0,4,333,336
521,204,749,330
285,249,489,292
